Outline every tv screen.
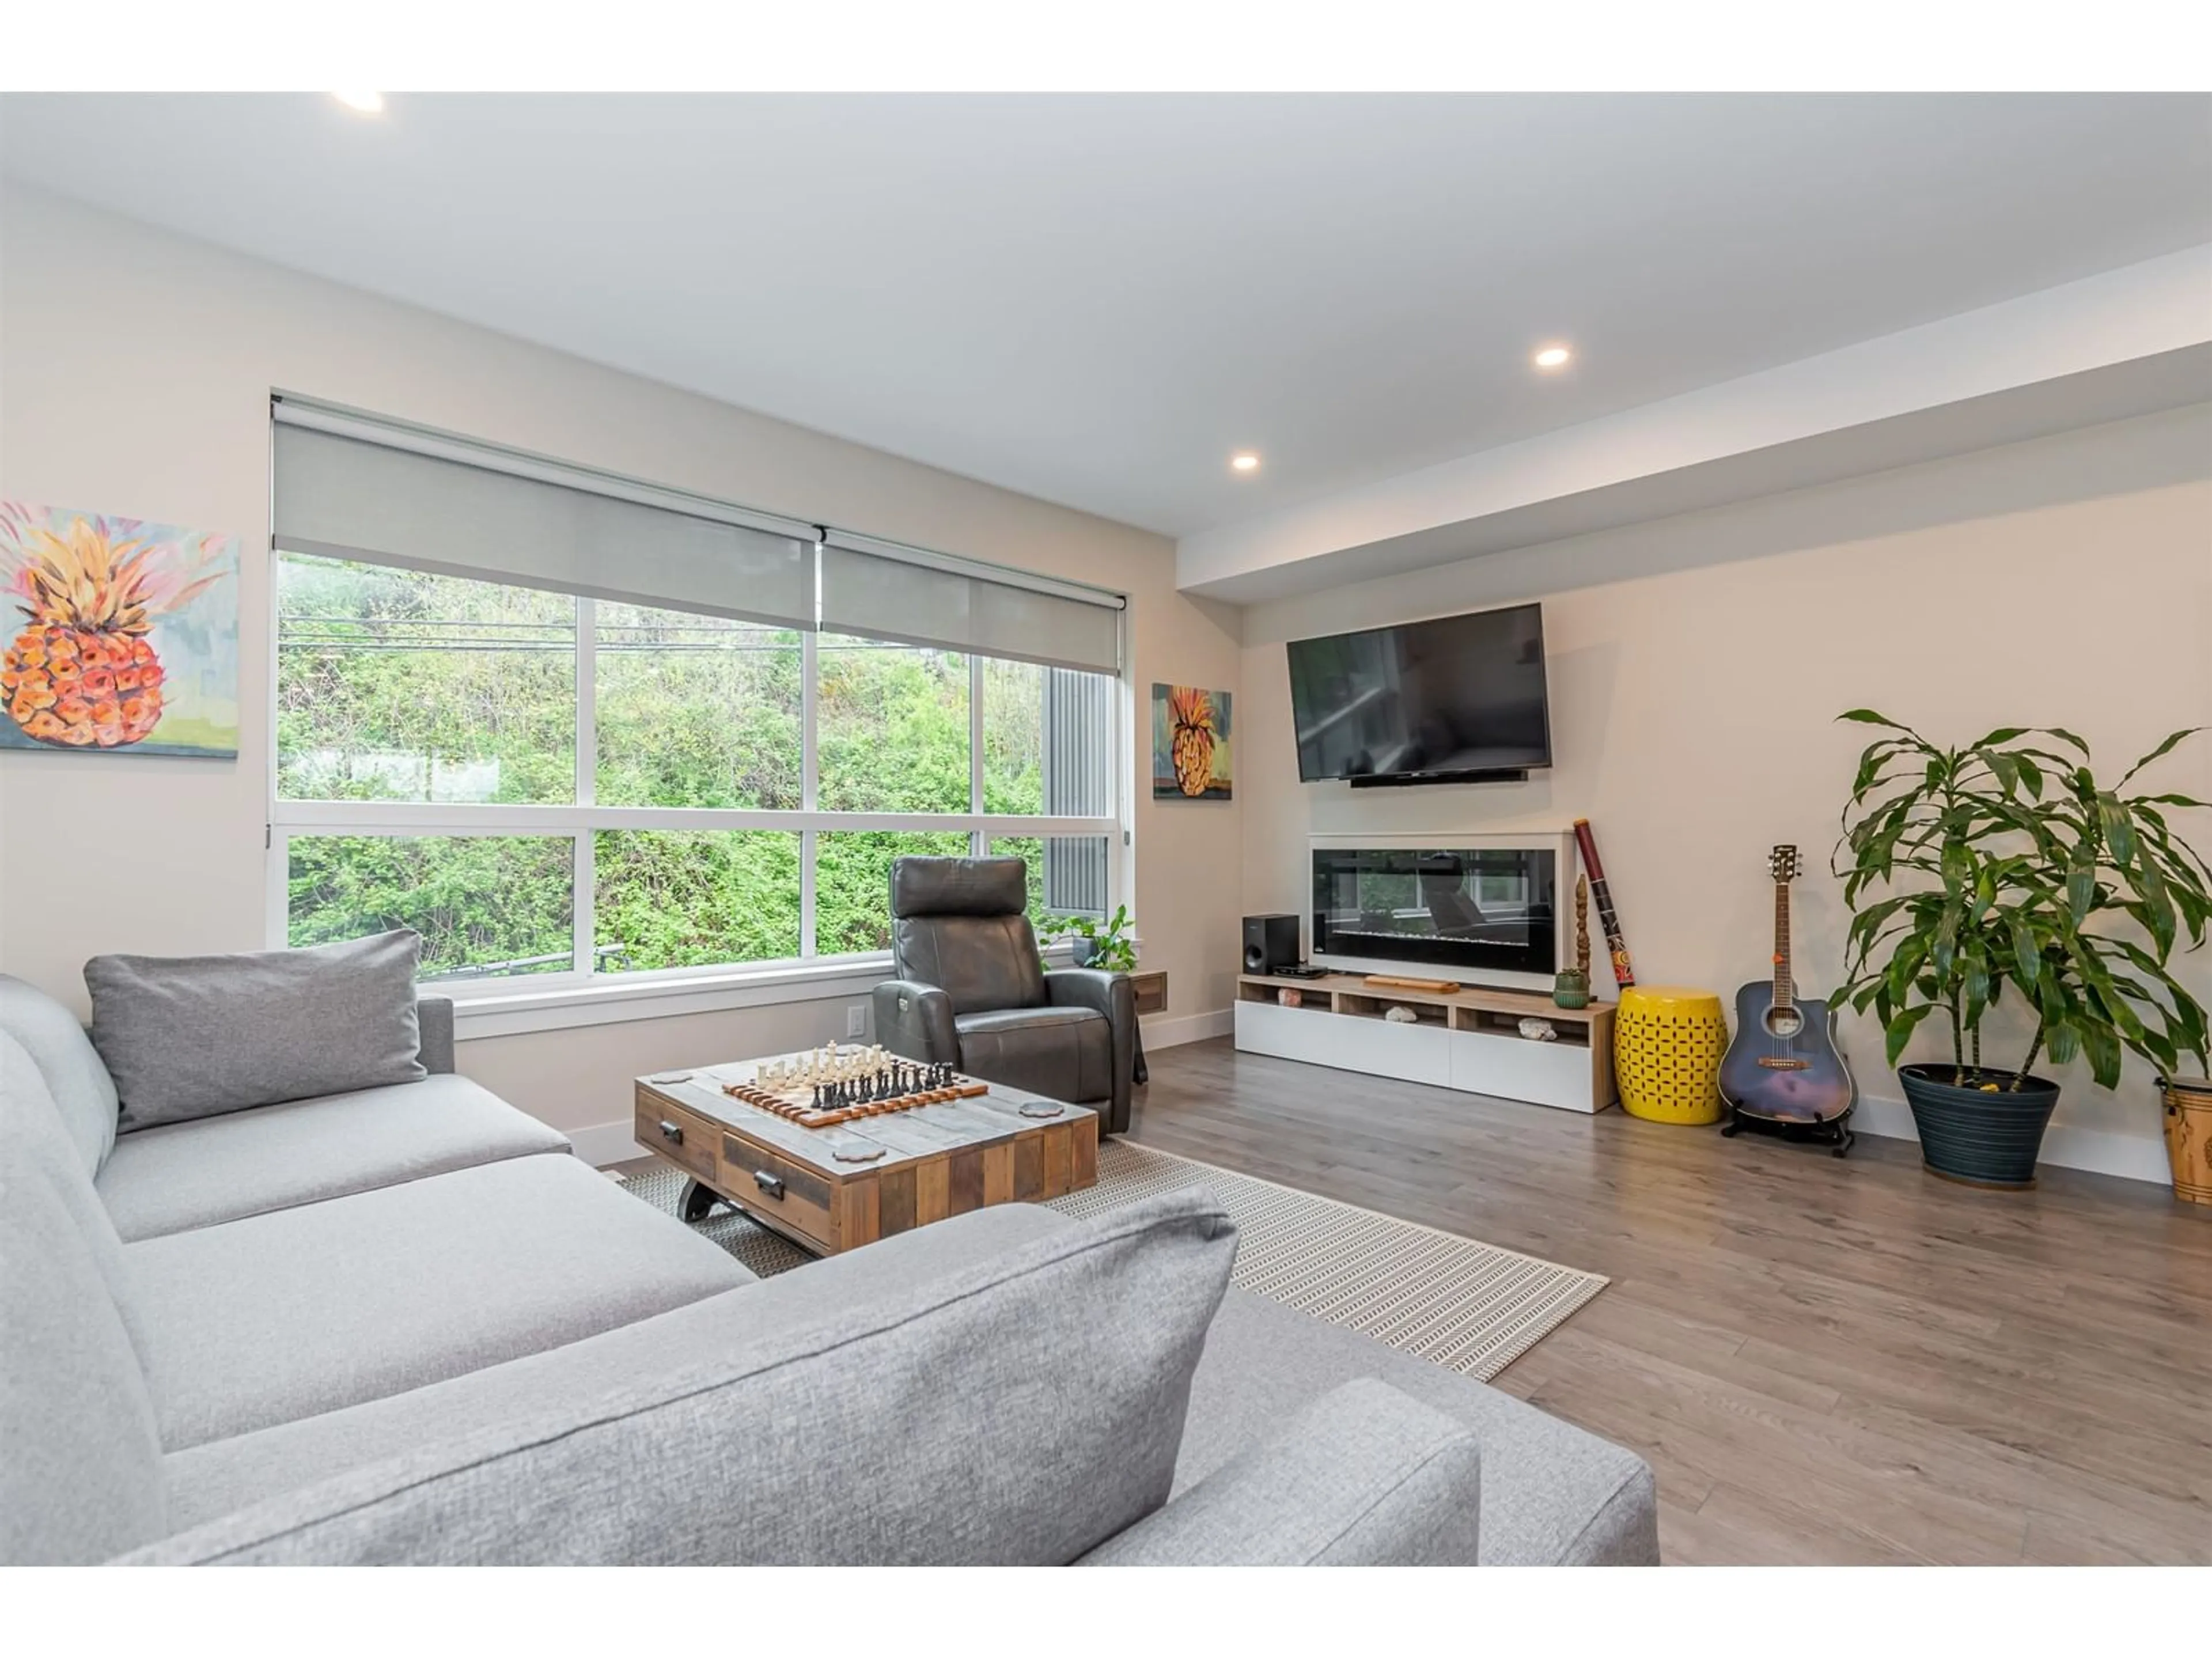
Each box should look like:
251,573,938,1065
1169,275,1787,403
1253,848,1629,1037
1286,603,1552,784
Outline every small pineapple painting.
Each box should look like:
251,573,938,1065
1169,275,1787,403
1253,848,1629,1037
0,503,238,758
1152,683,1232,801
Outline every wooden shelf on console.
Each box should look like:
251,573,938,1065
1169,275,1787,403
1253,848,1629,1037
1234,972,1618,1114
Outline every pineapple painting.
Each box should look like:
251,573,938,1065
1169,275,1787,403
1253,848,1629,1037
1152,683,1233,801
0,503,238,757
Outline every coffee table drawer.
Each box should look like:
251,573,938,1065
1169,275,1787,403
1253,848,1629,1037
721,1135,835,1251
634,1094,718,1180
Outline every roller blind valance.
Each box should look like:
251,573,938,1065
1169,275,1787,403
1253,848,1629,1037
272,421,816,631
819,539,1122,675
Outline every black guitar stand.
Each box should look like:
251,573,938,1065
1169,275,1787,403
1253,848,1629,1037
1721,1102,1855,1158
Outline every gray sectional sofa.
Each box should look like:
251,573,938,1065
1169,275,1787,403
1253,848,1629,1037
1,969,1657,1566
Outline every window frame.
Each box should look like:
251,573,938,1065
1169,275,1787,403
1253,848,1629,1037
264,554,1128,1014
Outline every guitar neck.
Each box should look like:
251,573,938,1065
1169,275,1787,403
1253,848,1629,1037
1772,880,1794,1009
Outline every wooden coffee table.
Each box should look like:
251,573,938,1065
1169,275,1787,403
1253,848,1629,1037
633,1050,1099,1256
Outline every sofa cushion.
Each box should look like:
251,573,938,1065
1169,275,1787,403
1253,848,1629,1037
131,1188,1236,1565
0,973,120,1175
2,1031,153,1369
1078,1377,1484,1566
956,1004,1111,1102
96,1073,571,1242
1179,1286,1659,1566
0,1044,166,1563
126,1153,753,1450
163,1202,1074,1532
88,930,427,1131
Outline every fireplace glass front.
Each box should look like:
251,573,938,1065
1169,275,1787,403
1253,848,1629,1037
1311,844,1558,980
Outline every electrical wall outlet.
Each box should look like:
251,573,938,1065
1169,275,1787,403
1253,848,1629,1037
846,1004,868,1038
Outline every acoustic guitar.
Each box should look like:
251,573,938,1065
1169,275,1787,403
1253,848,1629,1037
1718,844,1856,1153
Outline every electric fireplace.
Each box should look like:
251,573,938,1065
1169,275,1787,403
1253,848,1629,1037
1309,831,1573,991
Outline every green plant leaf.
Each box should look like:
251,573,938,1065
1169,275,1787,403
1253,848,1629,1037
1839,709,1912,731
1983,749,2020,798
2118,727,2203,788
2098,794,2137,868
2080,1021,2123,1090
2067,861,2094,925
1884,1002,1937,1067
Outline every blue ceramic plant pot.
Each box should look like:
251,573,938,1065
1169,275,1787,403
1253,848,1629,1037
1897,1063,2061,1190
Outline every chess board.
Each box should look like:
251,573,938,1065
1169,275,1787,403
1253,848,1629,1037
718,1045,990,1128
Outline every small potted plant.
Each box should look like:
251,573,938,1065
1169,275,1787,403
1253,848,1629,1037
1835,712,2209,1189
1040,904,1137,974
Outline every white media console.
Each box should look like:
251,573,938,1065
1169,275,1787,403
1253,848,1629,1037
1234,972,1618,1113
1238,973,1619,1119
1239,828,1616,1112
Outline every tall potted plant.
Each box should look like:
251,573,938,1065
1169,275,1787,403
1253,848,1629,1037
1835,713,2210,1189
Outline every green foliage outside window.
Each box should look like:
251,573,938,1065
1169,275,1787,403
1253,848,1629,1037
276,555,1086,979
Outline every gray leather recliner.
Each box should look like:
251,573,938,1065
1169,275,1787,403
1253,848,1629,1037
870,857,1135,1135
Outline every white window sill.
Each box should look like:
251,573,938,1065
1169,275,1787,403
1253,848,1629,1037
445,940,1128,1041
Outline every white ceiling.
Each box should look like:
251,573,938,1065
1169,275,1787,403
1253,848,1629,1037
3,93,2209,540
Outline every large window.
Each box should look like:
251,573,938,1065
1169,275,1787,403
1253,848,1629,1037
274,551,1121,986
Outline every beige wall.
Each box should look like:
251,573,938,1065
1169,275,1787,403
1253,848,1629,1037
0,185,1242,1147
1238,404,2212,1180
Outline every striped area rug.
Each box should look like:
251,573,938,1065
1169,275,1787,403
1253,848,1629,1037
621,1138,1605,1381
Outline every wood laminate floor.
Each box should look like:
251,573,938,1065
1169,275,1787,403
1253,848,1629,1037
1129,1037,2212,1566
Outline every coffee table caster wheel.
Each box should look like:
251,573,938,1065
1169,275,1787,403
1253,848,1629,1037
679,1179,721,1223
1719,1119,1742,1138
1832,1133,1854,1160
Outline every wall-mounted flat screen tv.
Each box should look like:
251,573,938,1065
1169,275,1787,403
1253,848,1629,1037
1286,602,1552,786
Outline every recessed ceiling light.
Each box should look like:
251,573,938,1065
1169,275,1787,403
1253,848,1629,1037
332,91,385,115
1230,453,1262,473
1533,345,1573,370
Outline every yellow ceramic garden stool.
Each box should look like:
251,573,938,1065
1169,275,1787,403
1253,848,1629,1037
1615,986,1728,1125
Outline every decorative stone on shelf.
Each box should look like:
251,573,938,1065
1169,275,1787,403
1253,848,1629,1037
1383,1005,1418,1024
1518,1017,1559,1042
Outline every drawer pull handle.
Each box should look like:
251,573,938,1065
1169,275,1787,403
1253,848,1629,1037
658,1120,684,1146
752,1170,786,1200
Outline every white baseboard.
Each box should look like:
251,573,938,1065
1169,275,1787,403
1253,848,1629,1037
571,1070,2166,1185
568,1119,646,1169
1143,1008,1233,1050
1850,1091,2172,1185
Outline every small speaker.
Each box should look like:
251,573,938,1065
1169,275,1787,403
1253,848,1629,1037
1243,913,1301,976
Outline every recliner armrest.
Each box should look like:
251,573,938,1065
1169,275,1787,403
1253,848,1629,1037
1044,969,1135,1132
1077,1378,1483,1566
872,979,958,1063
415,995,456,1075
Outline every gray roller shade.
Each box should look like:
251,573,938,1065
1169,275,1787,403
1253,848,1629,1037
273,422,815,630
819,540,1121,673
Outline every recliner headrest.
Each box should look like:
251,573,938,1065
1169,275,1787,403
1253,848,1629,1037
891,857,1028,919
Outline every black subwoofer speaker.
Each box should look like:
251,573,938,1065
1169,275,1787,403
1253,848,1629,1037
1243,913,1301,975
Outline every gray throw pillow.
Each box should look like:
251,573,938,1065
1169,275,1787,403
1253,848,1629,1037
88,931,427,1130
